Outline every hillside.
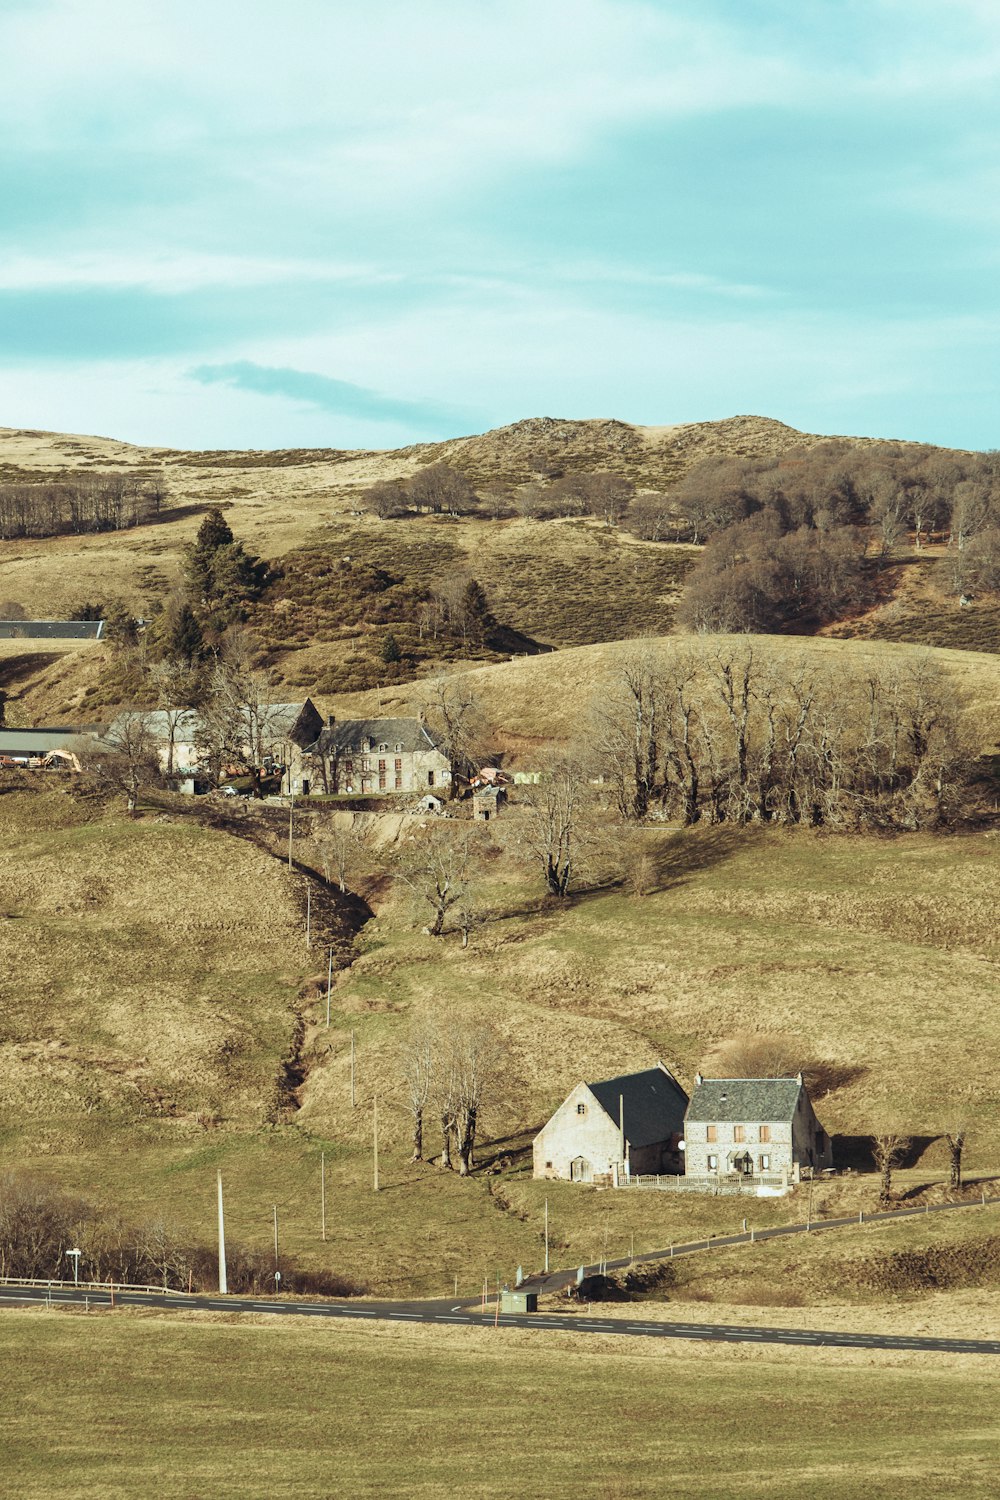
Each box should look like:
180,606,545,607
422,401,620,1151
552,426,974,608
4,755,1000,1297
3,411,980,720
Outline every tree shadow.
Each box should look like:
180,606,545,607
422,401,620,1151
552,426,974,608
641,824,757,895
833,1134,940,1171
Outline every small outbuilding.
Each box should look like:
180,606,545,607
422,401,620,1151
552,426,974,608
533,1063,689,1183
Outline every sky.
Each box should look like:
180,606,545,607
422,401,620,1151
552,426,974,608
1,0,999,452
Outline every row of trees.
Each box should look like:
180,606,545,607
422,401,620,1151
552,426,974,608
362,462,635,527
592,646,971,830
0,471,167,539
401,1022,507,1175
0,1173,358,1293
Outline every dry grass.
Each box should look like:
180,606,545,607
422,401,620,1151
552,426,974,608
4,1308,1000,1497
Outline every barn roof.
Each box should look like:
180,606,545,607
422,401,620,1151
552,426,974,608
586,1064,688,1148
308,717,445,756
0,728,95,754
686,1077,803,1123
0,619,103,639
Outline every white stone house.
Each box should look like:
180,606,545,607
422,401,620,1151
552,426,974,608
533,1063,689,1183
683,1075,833,1183
117,700,323,794
303,716,451,797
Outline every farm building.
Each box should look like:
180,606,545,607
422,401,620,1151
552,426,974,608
111,700,323,794
683,1074,833,1183
533,1063,689,1184
0,619,104,640
303,716,451,797
0,727,97,771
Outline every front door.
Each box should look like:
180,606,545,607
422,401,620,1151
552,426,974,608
570,1157,590,1182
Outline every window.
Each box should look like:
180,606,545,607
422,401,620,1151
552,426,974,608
545,1161,553,1170
345,759,354,773
759,1154,771,1171
576,1102,586,1115
379,743,388,752
378,773,387,789
733,1125,745,1144
394,775,402,789
360,758,370,771
394,758,402,771
707,1154,718,1171
363,739,371,753
706,1125,717,1143
378,759,386,771
428,771,435,786
759,1124,771,1143
395,742,403,752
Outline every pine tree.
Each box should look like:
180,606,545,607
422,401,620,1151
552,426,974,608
381,632,402,664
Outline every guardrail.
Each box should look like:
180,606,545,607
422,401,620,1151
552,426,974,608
0,1276,191,1295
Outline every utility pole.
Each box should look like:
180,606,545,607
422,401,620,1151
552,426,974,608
351,1030,356,1108
373,1097,380,1192
306,885,312,949
321,1150,326,1243
287,794,295,870
544,1198,549,1273
217,1170,228,1295
326,947,334,1027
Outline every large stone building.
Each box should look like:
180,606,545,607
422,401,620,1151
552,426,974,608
533,1064,689,1183
303,716,451,797
119,700,323,794
683,1074,833,1182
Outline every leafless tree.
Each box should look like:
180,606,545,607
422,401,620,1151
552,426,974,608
92,711,161,815
421,674,486,781
397,828,472,937
591,650,666,819
872,1131,910,1208
518,759,591,897
451,1024,507,1175
197,655,287,797
361,479,408,519
401,1022,437,1162
316,816,372,894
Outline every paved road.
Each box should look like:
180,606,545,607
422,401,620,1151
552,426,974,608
5,1282,1000,1357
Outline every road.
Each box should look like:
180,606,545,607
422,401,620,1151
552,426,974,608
5,1282,1000,1357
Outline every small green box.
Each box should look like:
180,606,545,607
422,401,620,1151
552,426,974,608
501,1290,538,1314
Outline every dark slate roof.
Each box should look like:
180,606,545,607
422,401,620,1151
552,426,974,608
0,619,103,640
586,1065,689,1148
686,1078,803,1123
308,717,445,756
0,728,94,753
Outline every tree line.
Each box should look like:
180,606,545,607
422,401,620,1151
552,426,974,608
593,645,973,830
0,1173,360,1294
0,471,167,539
362,462,635,526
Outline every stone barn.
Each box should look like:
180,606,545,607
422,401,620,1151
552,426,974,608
533,1063,689,1183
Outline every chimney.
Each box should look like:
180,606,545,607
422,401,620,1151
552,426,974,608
695,1072,703,1086
327,714,336,728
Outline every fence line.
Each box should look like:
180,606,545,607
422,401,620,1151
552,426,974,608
0,1276,191,1296
628,1173,787,1196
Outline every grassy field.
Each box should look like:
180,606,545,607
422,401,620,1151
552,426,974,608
4,1309,1000,1498
5,772,1000,1297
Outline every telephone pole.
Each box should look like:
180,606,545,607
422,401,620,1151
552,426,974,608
373,1097,380,1192
217,1170,228,1295
321,1150,327,1243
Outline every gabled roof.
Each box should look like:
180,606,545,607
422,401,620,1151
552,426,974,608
308,717,446,756
586,1064,689,1148
116,702,316,746
0,619,103,640
0,728,96,754
686,1077,803,1123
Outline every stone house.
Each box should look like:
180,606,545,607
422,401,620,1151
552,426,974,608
124,700,323,794
303,716,451,797
683,1075,833,1183
533,1063,689,1183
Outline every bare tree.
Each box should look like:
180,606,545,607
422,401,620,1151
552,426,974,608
872,1131,910,1208
397,828,472,937
401,1022,437,1162
197,655,287,797
452,1024,507,1176
316,815,372,894
518,759,590,897
591,650,665,820
421,674,485,782
91,712,161,815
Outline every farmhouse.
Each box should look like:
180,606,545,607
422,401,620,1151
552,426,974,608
303,716,451,797
533,1063,689,1184
683,1074,833,1183
115,700,323,794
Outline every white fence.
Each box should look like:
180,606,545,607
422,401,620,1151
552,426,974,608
627,1174,789,1197
0,1275,191,1295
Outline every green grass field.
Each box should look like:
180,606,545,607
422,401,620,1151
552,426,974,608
3,1309,1000,1499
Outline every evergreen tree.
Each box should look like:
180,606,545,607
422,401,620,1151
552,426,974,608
381,632,402,664
164,602,206,665
461,578,494,645
186,507,235,600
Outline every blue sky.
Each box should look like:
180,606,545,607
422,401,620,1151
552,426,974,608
1,0,999,451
